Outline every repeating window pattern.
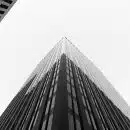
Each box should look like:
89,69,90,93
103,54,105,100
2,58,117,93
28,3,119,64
41,60,60,130
73,63,98,130
0,75,36,129
19,68,53,130
66,57,81,130
1,51,130,130
0,59,60,129
66,55,130,130
0,0,16,21
72,58,130,130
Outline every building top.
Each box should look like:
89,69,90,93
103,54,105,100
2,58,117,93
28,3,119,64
20,37,130,119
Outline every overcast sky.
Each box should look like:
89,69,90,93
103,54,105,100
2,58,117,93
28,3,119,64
0,0,129,115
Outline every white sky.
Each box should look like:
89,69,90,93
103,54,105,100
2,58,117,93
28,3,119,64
0,0,129,115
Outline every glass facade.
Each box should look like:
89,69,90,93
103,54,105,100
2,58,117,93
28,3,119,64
0,37,130,130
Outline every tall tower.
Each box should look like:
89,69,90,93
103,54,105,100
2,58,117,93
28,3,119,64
0,37,130,130
0,0,17,22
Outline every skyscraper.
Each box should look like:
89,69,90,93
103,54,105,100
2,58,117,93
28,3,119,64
0,0,17,22
0,37,130,130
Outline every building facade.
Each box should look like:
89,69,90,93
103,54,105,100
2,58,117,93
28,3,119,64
0,37,130,130
0,0,17,22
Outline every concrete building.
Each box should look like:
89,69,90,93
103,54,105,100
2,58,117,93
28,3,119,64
0,0,17,22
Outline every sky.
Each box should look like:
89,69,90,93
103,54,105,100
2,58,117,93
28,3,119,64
0,0,129,115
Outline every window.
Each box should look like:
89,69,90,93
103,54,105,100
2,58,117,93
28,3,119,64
28,115,34,129
73,99,79,115
53,84,57,93
49,88,53,98
39,96,44,108
86,100,91,112
66,62,69,67
79,86,83,94
0,10,4,14
90,114,97,130
51,96,56,109
3,0,12,4
82,96,86,107
67,83,71,93
0,4,8,9
81,82,83,87
85,110,91,125
42,120,47,130
70,72,73,78
68,95,72,109
72,87,76,98
56,75,58,82
53,72,56,78
71,79,74,86
51,79,55,86
82,88,86,97
33,111,39,127
76,119,81,130
45,100,50,115
35,99,40,111
68,113,74,130
57,69,59,74
47,114,53,130
67,75,70,82
66,69,69,74
95,108,100,120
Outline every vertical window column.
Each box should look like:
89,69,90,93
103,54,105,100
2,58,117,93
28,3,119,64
66,58,81,130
